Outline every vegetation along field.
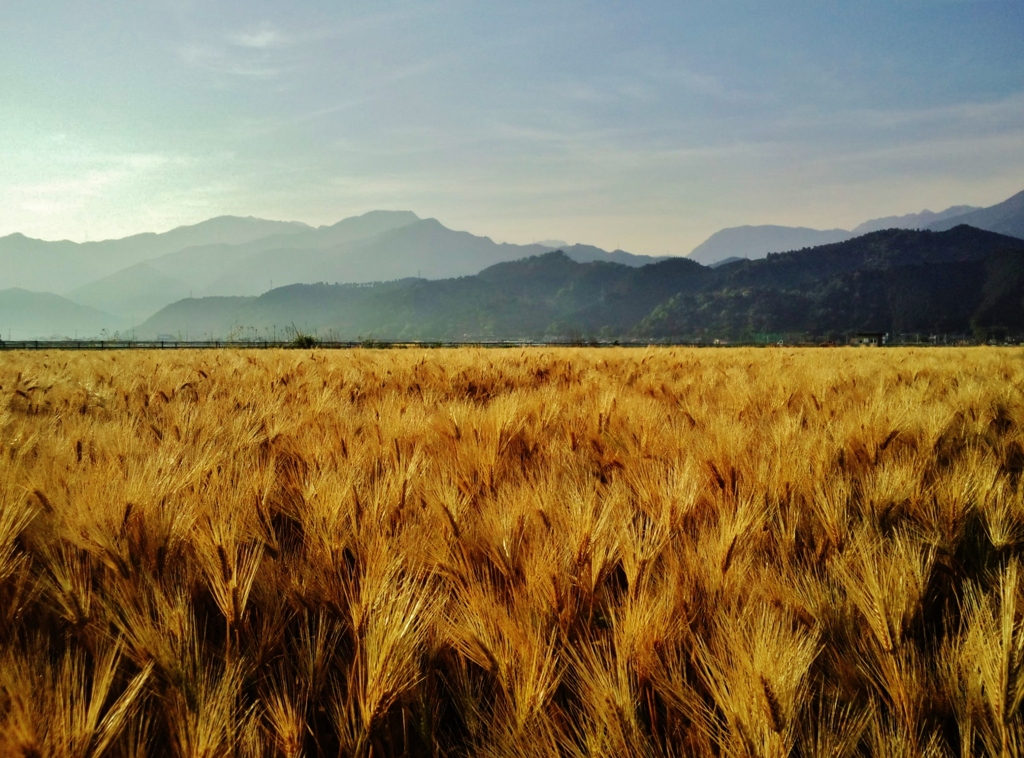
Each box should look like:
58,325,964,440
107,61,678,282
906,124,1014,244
3,346,1024,757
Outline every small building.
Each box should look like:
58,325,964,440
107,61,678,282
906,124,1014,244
850,332,886,347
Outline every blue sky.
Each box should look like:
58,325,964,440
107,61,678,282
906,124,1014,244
2,0,1022,254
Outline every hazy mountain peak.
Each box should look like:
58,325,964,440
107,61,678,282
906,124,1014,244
323,209,419,229
687,225,854,266
82,215,313,247
926,189,1024,239
851,205,981,235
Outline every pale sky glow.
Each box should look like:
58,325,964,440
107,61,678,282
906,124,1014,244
2,1,1023,254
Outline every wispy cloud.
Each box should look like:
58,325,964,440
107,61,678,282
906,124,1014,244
177,43,291,79
227,23,292,50
552,64,748,110
177,23,298,80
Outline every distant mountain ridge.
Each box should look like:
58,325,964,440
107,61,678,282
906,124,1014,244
144,210,426,298
67,264,191,323
0,289,121,340
551,244,667,267
687,226,854,266
686,190,1021,265
926,189,1024,239
136,225,1024,343
852,206,979,235
3,187,1023,337
0,210,662,323
0,216,311,294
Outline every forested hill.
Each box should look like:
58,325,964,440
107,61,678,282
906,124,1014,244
137,225,1024,342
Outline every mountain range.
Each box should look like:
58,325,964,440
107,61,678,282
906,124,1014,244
132,225,1024,343
1,187,1022,340
687,226,855,266
926,190,1024,238
0,289,121,341
0,216,311,295
688,190,1024,266
0,211,665,336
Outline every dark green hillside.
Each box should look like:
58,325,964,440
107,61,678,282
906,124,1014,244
639,226,1024,340
715,226,1014,288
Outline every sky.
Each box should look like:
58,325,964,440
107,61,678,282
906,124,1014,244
2,0,1023,255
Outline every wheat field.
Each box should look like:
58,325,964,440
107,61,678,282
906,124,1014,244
0,346,1022,757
